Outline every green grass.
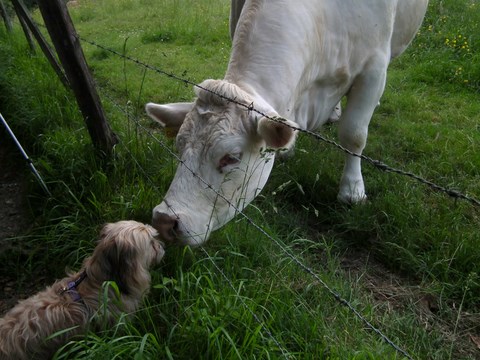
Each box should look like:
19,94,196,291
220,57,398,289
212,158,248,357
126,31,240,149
1,0,480,358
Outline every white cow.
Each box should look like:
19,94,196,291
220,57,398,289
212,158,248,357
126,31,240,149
147,0,429,246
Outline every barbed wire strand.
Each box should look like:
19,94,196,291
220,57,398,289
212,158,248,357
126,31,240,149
101,90,413,360
78,36,480,209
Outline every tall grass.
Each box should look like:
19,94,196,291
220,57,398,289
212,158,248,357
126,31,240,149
1,0,479,358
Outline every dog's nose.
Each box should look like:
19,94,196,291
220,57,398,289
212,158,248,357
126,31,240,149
152,212,179,243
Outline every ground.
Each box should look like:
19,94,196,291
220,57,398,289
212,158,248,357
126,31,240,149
0,131,45,315
0,129,478,357
0,136,29,241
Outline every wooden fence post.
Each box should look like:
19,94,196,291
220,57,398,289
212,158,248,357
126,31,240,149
36,0,118,155
0,0,12,32
11,0,69,87
16,11,35,51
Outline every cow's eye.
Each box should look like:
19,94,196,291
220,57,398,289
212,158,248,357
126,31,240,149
218,153,242,172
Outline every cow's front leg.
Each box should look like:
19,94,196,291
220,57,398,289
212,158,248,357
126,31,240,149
337,58,388,203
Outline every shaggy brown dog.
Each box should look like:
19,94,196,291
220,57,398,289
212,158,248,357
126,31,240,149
0,220,165,360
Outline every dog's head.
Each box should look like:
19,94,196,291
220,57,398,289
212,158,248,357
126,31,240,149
85,221,165,295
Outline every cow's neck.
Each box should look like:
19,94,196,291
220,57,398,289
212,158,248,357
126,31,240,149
224,71,295,119
225,42,303,120
224,0,330,129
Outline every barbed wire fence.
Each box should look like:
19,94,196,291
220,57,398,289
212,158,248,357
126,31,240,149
79,36,480,208
30,20,480,208
21,21,480,359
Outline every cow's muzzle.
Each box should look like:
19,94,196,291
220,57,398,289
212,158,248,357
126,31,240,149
152,212,179,243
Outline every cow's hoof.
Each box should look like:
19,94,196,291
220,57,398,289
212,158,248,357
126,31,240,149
337,191,367,205
276,147,295,161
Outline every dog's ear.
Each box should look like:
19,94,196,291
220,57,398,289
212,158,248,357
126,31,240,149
99,239,137,295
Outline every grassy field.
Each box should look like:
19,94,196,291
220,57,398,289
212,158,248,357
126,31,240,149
0,0,479,358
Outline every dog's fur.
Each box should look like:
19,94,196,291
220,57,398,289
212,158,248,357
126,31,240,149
0,220,164,360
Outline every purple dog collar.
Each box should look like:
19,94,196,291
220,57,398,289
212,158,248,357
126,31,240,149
61,271,87,302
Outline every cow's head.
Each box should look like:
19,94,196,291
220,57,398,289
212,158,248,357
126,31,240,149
146,79,297,246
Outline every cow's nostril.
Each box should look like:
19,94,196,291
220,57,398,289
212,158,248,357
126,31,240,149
152,212,179,243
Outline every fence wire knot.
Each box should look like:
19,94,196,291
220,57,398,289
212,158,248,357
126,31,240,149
371,160,389,172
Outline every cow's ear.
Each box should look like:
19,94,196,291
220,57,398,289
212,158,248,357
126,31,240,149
145,102,193,137
257,116,298,149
